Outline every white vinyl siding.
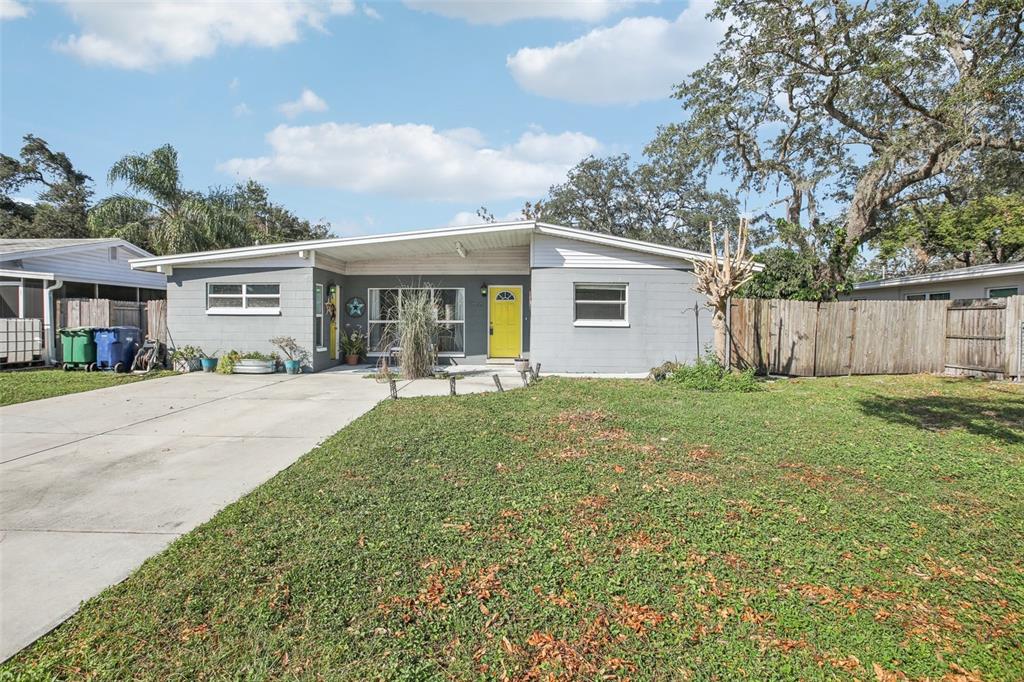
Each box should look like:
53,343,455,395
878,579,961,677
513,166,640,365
531,234,687,270
13,245,166,290
343,246,529,275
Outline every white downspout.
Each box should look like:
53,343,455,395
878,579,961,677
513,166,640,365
43,279,64,365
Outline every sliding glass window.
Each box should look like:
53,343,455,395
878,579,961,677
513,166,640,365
367,287,465,356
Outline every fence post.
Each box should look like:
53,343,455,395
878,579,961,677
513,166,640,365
846,301,858,376
811,301,820,377
449,376,457,395
389,378,398,400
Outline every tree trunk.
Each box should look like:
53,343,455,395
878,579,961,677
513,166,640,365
711,300,728,367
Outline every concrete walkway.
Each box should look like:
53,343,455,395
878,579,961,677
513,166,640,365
0,369,507,661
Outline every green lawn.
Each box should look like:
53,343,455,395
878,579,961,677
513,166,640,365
0,369,175,407
5,375,1023,680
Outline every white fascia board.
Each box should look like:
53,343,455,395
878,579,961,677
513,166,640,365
0,267,165,289
534,223,766,272
130,221,538,271
0,267,57,280
854,262,1024,289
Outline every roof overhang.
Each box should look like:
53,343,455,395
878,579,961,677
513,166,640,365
0,268,57,281
130,220,765,273
0,238,154,262
854,261,1024,290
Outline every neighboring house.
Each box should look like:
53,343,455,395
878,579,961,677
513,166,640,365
852,262,1024,301
0,238,167,361
130,221,759,373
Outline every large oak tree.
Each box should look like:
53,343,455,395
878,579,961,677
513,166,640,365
667,0,1023,294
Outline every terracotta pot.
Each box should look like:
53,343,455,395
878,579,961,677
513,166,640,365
345,354,360,365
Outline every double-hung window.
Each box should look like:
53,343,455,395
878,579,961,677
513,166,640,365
206,283,280,314
573,283,628,326
367,287,465,356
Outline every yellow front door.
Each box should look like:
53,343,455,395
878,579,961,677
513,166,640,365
488,286,522,358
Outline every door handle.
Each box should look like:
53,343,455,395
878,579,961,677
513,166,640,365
489,327,493,335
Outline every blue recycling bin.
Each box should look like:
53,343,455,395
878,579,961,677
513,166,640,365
93,326,141,373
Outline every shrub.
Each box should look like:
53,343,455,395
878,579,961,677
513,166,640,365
653,353,761,392
397,288,438,379
340,326,367,358
269,336,309,366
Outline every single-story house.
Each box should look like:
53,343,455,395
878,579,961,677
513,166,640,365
0,238,167,360
130,221,754,373
852,262,1023,301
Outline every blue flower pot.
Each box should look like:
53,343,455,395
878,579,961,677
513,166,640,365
284,359,301,374
200,357,218,372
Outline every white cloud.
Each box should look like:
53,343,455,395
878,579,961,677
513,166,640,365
1,0,28,20
507,1,724,105
54,1,354,70
404,0,637,25
279,88,329,118
362,4,382,20
233,102,252,117
219,122,601,202
229,76,241,92
449,209,522,226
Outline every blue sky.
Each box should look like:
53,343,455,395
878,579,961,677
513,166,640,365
1,0,725,236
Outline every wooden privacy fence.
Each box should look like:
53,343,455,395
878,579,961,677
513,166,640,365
730,296,1023,379
57,298,168,344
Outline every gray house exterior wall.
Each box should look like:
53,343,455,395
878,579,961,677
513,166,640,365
161,232,714,374
166,266,316,369
339,274,531,364
312,267,342,372
529,267,713,373
851,273,1023,301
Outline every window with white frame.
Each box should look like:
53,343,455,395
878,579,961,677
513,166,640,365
314,283,326,350
988,286,1018,298
574,283,627,326
905,291,950,301
206,283,280,313
367,287,465,356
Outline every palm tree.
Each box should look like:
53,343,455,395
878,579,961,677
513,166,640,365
90,145,248,255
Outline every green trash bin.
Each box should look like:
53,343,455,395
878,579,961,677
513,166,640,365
59,327,98,371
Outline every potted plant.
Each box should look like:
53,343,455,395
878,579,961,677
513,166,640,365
340,326,367,365
514,357,530,373
170,345,204,373
270,336,308,374
200,354,219,372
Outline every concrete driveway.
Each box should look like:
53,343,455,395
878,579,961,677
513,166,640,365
0,368,506,661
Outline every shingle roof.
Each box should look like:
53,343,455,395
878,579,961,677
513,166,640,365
0,238,121,256
854,261,1024,289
